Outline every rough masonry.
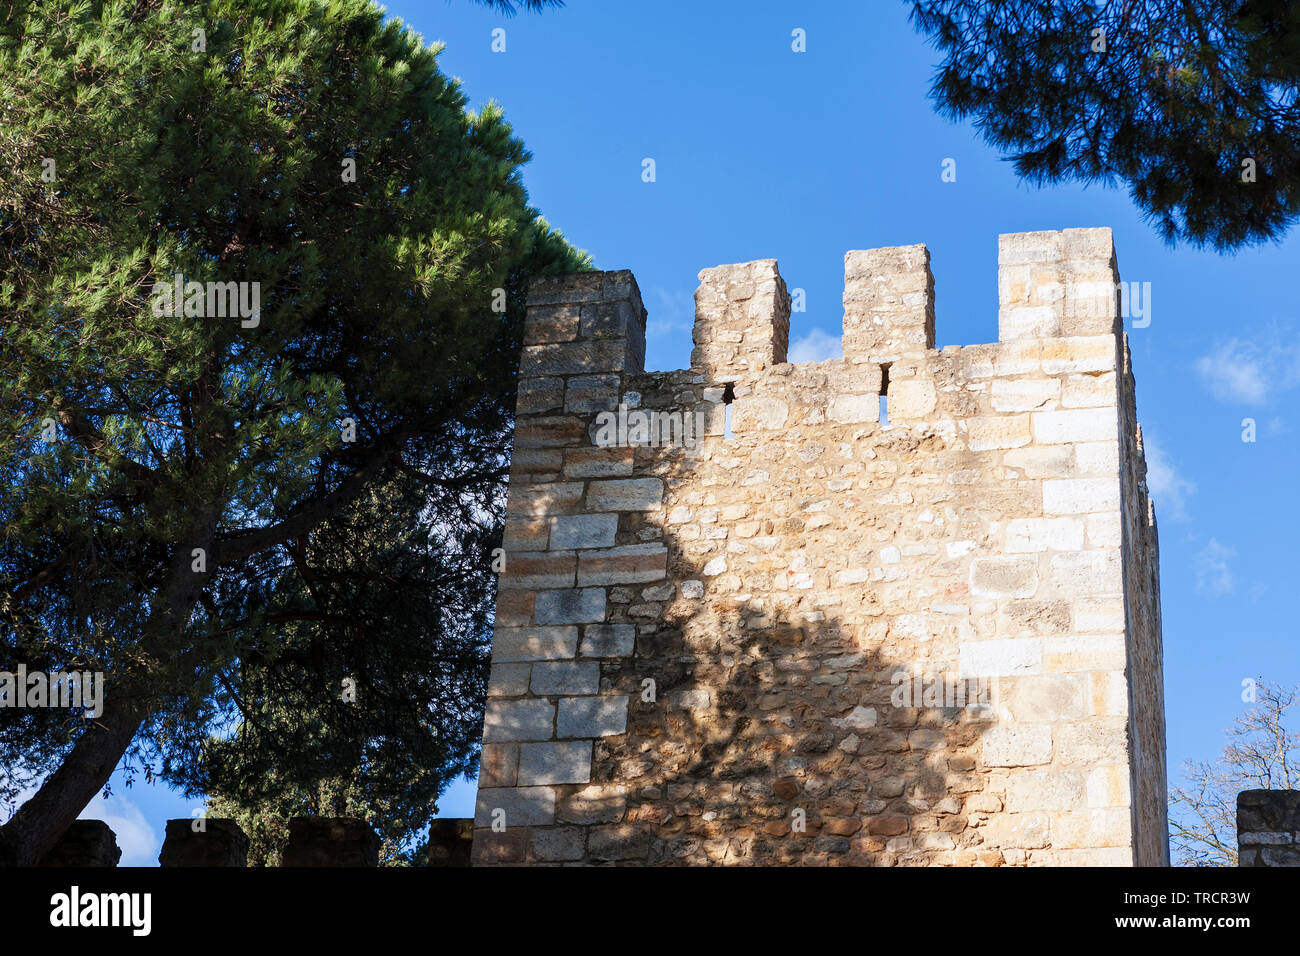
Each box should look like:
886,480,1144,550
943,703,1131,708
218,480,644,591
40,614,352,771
472,228,1168,866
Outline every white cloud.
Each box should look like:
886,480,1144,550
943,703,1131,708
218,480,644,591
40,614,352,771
1142,436,1195,522
1195,538,1236,597
85,794,159,867
1195,334,1300,405
0,784,159,865
788,327,842,364
645,287,695,339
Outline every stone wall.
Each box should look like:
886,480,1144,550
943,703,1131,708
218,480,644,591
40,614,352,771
1238,790,1300,866
472,228,1168,866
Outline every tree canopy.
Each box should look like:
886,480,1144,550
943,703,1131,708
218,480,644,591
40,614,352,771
910,0,1300,249
0,0,587,865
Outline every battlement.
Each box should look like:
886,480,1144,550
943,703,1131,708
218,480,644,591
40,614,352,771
521,226,1121,390
476,229,1167,868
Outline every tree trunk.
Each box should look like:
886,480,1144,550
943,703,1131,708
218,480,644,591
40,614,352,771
0,694,152,866
0,533,212,866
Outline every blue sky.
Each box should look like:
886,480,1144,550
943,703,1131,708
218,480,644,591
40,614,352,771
34,0,1297,863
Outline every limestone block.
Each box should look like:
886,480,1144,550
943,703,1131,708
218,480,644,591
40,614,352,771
577,543,667,585
981,812,1051,849
889,378,937,418
482,699,556,742
474,787,557,828
1042,477,1120,515
967,415,1032,451
1062,371,1116,408
1041,336,1116,374
506,481,584,517
564,374,620,414
534,588,607,624
549,513,618,550
982,726,1053,767
1001,675,1086,721
557,696,630,738
282,818,380,867
562,447,634,478
491,626,578,662
586,478,664,512
1045,635,1127,673
487,662,532,697
529,661,601,696
1086,765,1132,809
1005,771,1085,812
959,638,1042,677
517,376,564,415
970,558,1039,598
517,741,593,786
991,378,1060,412
1032,408,1117,445
530,827,587,862
580,623,636,657
828,394,880,424
38,820,120,867
523,304,579,345
498,550,576,590
1005,518,1085,553
425,819,475,867
731,396,789,431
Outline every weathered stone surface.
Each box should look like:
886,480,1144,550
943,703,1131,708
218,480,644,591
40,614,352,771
577,544,667,585
534,588,607,625
425,819,474,867
474,235,1166,867
283,818,379,867
529,661,600,696
549,513,618,550
580,623,636,657
482,698,555,742
585,478,664,512
557,696,629,738
1238,790,1300,866
159,819,249,867
491,626,578,662
475,787,557,828
38,820,120,867
517,741,593,786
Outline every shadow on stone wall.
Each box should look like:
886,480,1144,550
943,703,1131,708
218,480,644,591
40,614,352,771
562,426,1008,866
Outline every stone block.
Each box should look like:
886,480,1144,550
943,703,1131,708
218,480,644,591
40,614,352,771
580,624,636,657
577,544,667,585
491,626,578,662
959,638,1042,677
38,820,120,867
534,588,607,625
1042,478,1120,515
425,819,474,867
282,818,379,867
517,741,593,786
970,558,1038,598
548,513,618,551
530,661,601,696
474,787,557,828
982,726,1053,767
482,699,556,742
1032,408,1117,445
159,819,249,867
585,478,664,512
558,696,629,738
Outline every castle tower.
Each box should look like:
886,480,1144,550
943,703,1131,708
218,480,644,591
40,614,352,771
472,228,1168,866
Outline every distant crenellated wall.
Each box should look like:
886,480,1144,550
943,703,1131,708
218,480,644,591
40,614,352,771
473,228,1168,866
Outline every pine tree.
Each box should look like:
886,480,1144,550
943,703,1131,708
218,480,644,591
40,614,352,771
0,0,587,865
910,0,1300,248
